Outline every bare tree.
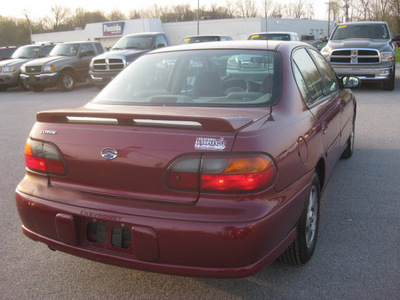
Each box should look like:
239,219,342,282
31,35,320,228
390,0,400,32
353,0,372,20
270,3,284,17
370,0,391,20
263,0,275,18
145,4,162,18
225,0,238,18
128,10,142,19
329,1,342,22
292,0,306,19
236,0,259,18
108,9,126,21
50,5,70,31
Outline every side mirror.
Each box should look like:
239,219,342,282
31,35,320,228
341,76,360,89
156,43,166,49
392,34,400,42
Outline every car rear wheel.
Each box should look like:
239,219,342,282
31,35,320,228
341,118,355,159
58,70,75,92
280,173,320,265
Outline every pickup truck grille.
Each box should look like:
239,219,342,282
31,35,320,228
330,49,380,64
25,66,42,74
92,58,125,71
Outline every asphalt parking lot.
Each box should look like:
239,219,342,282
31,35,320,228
1,73,399,299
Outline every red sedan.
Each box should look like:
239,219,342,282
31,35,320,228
16,41,358,278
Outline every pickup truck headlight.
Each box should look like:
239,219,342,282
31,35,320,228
2,66,17,73
43,65,56,72
380,52,394,61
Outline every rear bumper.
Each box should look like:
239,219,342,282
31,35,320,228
15,182,308,278
22,224,296,278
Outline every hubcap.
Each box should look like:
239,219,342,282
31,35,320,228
63,75,74,89
305,185,318,248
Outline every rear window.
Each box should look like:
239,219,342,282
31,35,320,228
182,36,222,44
93,49,281,107
249,34,291,41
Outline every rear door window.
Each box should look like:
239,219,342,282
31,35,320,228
308,48,339,96
292,48,326,106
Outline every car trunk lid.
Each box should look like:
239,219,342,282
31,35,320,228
32,105,268,203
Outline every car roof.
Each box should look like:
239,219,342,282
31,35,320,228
151,40,306,53
249,32,298,35
58,41,99,45
337,21,387,26
124,32,165,37
183,34,230,38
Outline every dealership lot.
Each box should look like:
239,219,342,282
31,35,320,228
1,73,399,299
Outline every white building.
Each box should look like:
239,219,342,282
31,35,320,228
32,17,334,47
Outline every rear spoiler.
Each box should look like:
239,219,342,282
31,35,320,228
36,109,256,131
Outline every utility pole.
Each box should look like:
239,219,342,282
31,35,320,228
264,0,268,32
197,0,200,35
344,0,349,22
327,1,331,38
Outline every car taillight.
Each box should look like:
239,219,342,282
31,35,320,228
165,153,275,193
24,138,67,176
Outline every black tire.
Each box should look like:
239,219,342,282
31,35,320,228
31,85,45,92
280,173,320,265
0,85,7,92
382,67,395,91
57,70,76,92
341,118,355,159
18,79,30,91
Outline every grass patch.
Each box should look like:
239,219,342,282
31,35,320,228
396,47,400,63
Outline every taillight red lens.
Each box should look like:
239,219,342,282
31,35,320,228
200,155,275,192
165,153,275,193
24,138,67,176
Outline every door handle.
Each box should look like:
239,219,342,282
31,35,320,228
322,122,328,134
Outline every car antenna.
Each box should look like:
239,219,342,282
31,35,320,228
265,3,274,121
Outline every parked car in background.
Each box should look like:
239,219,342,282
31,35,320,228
310,40,327,51
0,46,17,61
16,41,358,278
20,41,104,92
0,43,55,91
248,32,300,41
181,34,233,44
321,21,400,90
89,32,171,88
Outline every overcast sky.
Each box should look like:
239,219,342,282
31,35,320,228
2,0,327,21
